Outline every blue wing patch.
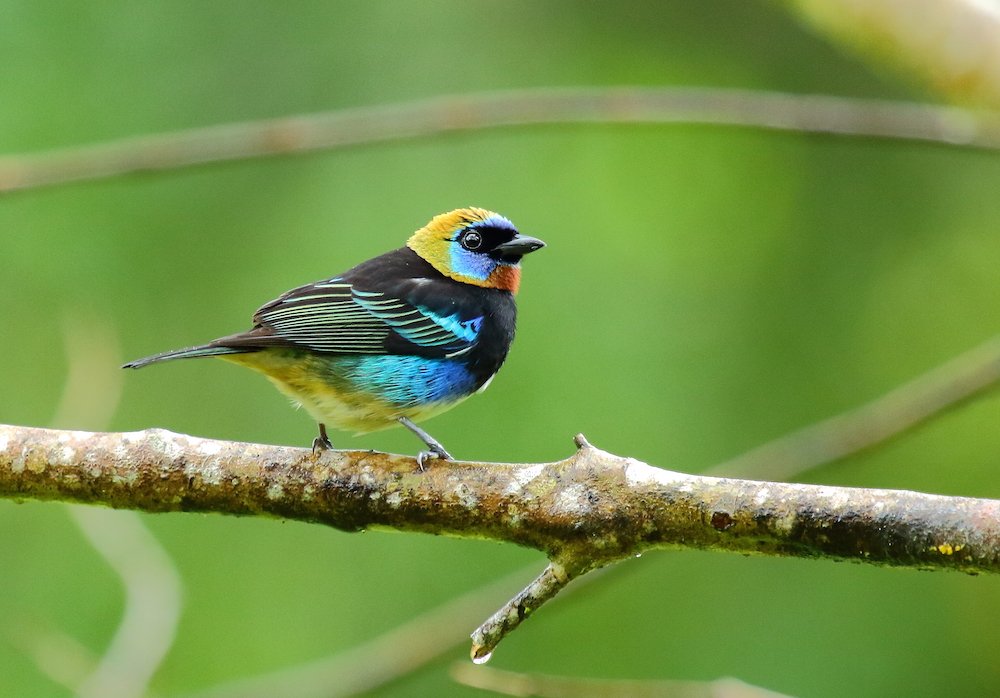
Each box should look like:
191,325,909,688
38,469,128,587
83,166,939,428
352,289,482,354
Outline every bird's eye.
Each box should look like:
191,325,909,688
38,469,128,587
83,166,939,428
461,231,483,251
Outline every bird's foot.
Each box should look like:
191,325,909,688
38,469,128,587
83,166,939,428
416,443,453,471
398,416,453,470
312,423,334,455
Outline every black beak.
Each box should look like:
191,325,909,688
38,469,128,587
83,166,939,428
491,234,546,263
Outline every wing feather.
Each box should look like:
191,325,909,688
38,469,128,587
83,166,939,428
217,276,484,357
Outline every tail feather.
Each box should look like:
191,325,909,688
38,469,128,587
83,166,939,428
122,344,252,369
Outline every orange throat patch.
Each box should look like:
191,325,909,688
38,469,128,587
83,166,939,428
487,264,521,293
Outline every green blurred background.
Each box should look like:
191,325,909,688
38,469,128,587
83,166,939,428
3,1,1000,696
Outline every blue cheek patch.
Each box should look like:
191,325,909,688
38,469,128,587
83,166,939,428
449,246,495,282
337,355,478,406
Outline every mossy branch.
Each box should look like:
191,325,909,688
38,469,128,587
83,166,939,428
2,423,999,660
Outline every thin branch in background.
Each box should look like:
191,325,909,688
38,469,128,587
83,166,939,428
7,619,97,694
4,523,177,698
707,333,1000,480
68,507,181,698
451,664,795,698
47,312,182,698
50,312,124,432
2,87,1000,194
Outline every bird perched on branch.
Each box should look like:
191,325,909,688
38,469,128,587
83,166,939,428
124,207,545,466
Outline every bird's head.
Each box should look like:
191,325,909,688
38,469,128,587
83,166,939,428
406,207,545,293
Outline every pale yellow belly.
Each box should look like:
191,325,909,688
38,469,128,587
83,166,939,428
220,350,469,434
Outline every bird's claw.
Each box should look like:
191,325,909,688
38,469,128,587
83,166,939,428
416,444,453,471
312,423,334,455
397,416,452,470
311,436,334,455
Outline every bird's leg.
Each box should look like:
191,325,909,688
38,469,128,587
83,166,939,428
312,423,334,454
397,416,453,469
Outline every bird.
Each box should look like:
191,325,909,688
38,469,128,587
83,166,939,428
123,207,545,466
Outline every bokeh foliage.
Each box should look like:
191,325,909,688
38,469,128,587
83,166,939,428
2,2,1000,696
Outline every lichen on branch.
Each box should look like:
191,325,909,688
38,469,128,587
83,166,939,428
2,423,999,659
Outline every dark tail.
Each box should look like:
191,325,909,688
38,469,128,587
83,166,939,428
122,343,251,369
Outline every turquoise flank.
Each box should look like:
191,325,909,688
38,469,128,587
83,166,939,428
332,354,479,407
